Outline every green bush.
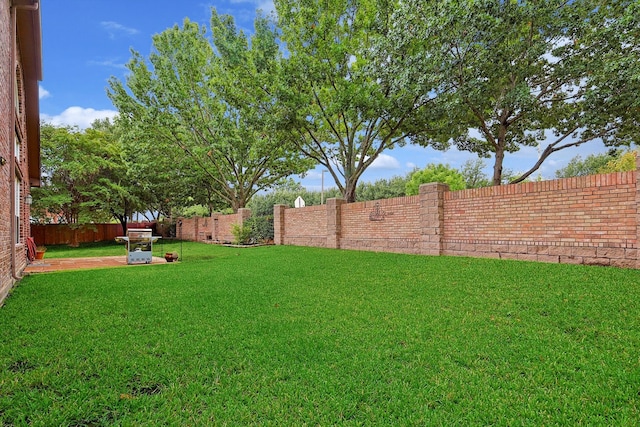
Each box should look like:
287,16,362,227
246,216,274,243
231,223,252,245
406,163,466,195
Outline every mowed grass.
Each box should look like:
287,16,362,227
2,243,640,425
43,239,190,260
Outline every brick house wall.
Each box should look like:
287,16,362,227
274,162,640,269
1,0,42,304
0,1,11,302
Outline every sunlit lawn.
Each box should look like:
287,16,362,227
1,243,640,425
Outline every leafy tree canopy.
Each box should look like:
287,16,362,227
108,9,312,212
273,0,446,202
31,121,142,233
377,0,637,186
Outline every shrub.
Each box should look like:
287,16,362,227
231,223,252,245
246,216,274,243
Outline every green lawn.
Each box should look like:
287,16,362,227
2,243,640,425
43,239,188,260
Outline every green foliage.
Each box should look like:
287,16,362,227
599,150,638,174
108,10,312,212
405,164,466,195
274,0,443,202
356,175,408,201
31,122,140,227
460,159,492,189
178,204,210,219
247,180,342,216
2,245,640,424
555,151,620,178
378,0,634,185
555,149,637,178
231,222,252,245
582,1,640,147
245,215,274,243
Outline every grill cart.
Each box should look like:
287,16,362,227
116,228,161,264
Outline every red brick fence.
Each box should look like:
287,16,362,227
172,158,640,268
273,159,639,269
176,209,252,244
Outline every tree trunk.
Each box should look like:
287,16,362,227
343,181,357,203
493,147,505,186
119,217,128,236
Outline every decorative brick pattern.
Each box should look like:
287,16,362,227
341,196,421,253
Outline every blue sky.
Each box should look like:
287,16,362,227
39,0,610,192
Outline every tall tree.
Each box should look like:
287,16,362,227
380,0,633,185
108,10,311,212
274,0,447,202
88,118,145,234
581,0,640,147
31,122,141,234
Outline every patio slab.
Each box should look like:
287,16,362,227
24,256,169,274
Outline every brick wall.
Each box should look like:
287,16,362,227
442,171,637,268
340,196,422,254
274,162,640,269
178,209,252,244
176,217,202,242
276,205,327,247
1,1,33,302
0,0,11,301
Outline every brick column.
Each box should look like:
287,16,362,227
238,208,251,226
636,156,640,269
273,205,287,245
420,183,448,256
212,213,220,242
326,198,345,249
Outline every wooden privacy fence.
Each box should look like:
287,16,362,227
31,222,159,246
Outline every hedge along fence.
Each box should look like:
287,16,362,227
273,157,640,269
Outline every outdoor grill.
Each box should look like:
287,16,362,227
115,228,161,265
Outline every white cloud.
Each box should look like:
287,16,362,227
370,153,401,170
38,85,51,100
258,0,275,14
41,107,118,130
100,21,139,39
229,0,275,14
88,59,127,70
